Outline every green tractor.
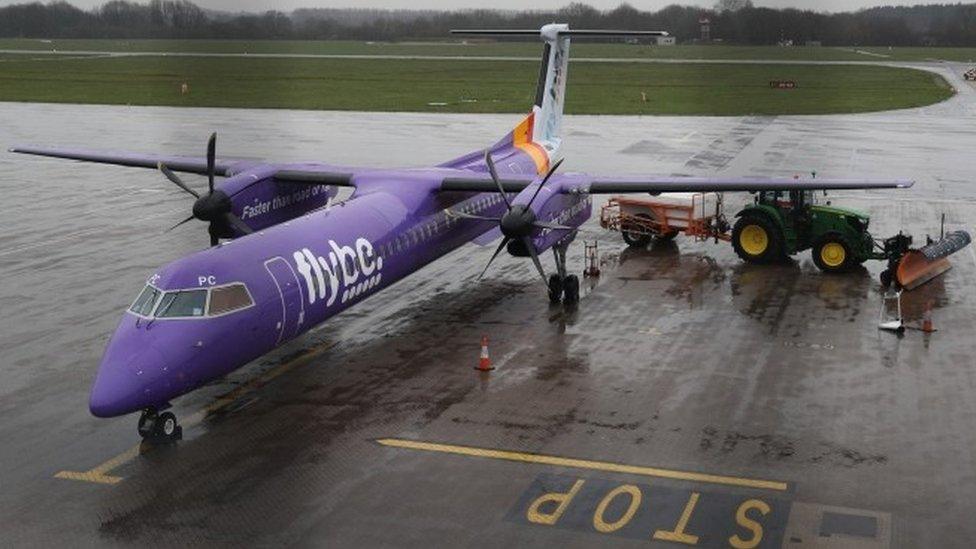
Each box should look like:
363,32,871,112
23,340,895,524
731,189,885,273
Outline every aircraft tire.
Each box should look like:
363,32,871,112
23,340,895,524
137,411,157,439
548,274,563,303
564,275,580,303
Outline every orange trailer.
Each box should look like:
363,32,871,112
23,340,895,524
600,193,731,247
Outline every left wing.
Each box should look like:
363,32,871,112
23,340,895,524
8,145,257,176
9,145,360,187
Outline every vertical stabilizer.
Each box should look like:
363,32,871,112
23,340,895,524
445,26,667,175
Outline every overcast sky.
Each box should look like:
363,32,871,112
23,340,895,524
0,1,961,13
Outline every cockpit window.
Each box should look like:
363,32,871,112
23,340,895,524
208,284,253,316
155,290,208,318
129,285,162,316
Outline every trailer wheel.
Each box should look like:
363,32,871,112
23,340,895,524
622,214,654,248
732,215,783,264
656,230,679,242
813,234,854,273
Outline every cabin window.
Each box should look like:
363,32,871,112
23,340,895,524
155,290,208,318
208,284,253,316
129,285,162,316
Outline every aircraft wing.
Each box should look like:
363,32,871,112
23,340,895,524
9,145,362,186
556,175,915,194
7,145,261,176
440,174,536,193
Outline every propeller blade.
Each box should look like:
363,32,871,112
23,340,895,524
526,157,565,208
166,214,196,232
484,150,512,210
446,210,502,222
157,162,200,198
533,221,577,231
479,237,511,280
206,132,216,194
223,213,254,236
522,236,549,286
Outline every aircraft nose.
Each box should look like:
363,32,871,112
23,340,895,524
89,367,143,418
89,339,168,418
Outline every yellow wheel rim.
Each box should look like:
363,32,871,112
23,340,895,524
820,242,847,268
740,225,769,256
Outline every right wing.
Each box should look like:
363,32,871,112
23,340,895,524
557,175,915,194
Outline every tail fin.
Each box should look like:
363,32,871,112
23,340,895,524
447,25,667,175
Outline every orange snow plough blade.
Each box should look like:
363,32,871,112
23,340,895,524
897,253,952,290
896,231,971,290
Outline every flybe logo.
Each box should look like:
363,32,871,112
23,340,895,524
292,238,384,308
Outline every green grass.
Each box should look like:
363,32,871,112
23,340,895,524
0,55,954,115
0,38,833,59
3,39,976,63
0,38,900,61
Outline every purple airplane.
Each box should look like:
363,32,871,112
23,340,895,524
11,24,913,441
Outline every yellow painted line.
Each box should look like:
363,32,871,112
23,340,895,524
55,342,336,485
376,438,789,492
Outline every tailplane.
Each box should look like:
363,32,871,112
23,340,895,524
445,25,667,175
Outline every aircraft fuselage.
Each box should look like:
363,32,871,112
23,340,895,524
89,167,591,417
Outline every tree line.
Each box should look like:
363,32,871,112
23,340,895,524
1,0,976,47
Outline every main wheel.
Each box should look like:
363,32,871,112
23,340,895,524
621,214,654,248
813,234,854,273
563,275,580,303
137,411,157,439
732,215,783,264
548,274,564,303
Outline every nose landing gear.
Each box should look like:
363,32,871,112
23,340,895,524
138,408,182,442
548,245,580,304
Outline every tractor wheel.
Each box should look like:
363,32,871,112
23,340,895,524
621,214,654,248
732,215,783,264
813,234,855,273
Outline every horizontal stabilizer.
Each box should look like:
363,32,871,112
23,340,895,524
450,29,668,37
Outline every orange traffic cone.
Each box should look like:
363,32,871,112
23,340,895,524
476,335,494,371
922,301,936,333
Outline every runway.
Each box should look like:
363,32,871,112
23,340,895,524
2,76,976,547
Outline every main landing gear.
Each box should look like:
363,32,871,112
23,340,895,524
138,408,182,442
548,245,580,304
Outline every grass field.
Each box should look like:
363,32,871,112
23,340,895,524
0,54,954,115
6,38,976,62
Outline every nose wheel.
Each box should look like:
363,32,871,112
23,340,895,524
548,245,580,304
138,408,182,442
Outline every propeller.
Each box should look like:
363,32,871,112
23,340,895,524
157,133,253,247
457,150,576,285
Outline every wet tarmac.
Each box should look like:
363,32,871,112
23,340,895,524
2,65,976,548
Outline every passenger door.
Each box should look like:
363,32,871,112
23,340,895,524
264,257,305,344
